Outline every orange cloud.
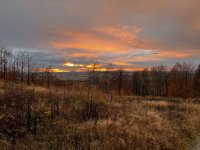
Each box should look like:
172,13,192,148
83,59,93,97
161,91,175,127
123,49,196,63
112,61,131,66
47,29,127,52
94,25,156,49
95,25,141,42
44,25,156,53
193,18,200,30
157,50,195,59
51,39,126,52
69,52,97,58
40,26,200,72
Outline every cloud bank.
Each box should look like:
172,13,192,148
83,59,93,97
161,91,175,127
0,0,200,71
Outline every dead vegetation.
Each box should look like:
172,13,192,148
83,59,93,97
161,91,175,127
0,81,200,150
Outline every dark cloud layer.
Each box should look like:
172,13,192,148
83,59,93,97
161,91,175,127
0,0,200,71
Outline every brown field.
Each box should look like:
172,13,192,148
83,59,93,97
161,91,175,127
0,81,200,150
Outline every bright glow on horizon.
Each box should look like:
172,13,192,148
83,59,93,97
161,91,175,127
63,62,84,67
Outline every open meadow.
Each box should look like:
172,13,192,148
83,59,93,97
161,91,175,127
0,81,200,150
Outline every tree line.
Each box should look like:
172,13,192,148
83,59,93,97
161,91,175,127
89,63,200,98
0,43,57,86
1,43,200,98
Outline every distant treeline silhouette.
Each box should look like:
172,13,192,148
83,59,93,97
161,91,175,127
88,62,200,98
0,43,200,98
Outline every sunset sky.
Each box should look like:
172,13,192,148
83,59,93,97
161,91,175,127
0,0,200,72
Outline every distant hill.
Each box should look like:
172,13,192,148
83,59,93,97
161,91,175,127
52,72,89,81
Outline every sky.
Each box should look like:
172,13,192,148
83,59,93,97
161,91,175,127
0,0,200,72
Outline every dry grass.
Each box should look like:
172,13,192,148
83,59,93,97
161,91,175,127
0,81,200,150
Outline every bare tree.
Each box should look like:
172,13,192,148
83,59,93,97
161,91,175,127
18,51,26,83
102,63,113,94
168,62,195,98
141,68,150,96
150,65,167,96
45,65,52,87
88,61,101,87
26,54,33,84
117,67,123,95
132,71,141,96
